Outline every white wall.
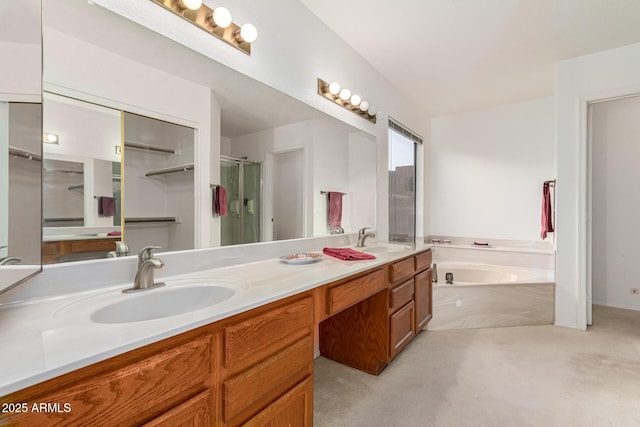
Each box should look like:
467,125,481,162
556,41,640,329
348,132,377,232
430,97,555,241
591,96,640,311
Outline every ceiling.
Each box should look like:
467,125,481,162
299,0,640,117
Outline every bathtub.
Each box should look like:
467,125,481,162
427,262,555,331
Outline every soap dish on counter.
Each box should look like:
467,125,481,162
279,252,323,264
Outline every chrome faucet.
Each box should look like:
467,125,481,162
330,226,344,235
123,246,165,293
356,227,376,248
0,257,21,265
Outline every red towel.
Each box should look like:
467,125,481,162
328,192,343,228
323,247,376,261
107,231,121,236
98,196,116,217
214,186,228,216
541,182,554,239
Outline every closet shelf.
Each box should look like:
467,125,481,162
145,164,194,177
44,217,83,223
124,141,176,154
8,146,41,162
125,217,181,224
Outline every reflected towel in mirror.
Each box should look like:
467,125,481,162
98,196,116,217
213,186,228,216
328,192,343,228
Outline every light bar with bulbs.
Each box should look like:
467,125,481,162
150,0,258,55
317,78,382,124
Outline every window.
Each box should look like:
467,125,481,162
388,119,422,243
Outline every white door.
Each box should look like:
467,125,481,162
272,149,303,241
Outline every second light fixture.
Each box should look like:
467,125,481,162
318,78,382,124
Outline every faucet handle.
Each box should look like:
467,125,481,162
138,246,162,264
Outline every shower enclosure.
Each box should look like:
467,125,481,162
220,156,261,246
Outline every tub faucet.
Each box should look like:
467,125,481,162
356,227,376,247
122,247,165,293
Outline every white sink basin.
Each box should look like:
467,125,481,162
91,285,235,324
360,243,412,254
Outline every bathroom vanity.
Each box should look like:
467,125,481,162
1,247,432,426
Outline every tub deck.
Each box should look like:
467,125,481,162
427,262,555,330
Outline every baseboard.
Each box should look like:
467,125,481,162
314,349,320,359
592,300,640,312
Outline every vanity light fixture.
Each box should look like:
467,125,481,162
150,0,258,55
43,133,59,145
317,78,380,124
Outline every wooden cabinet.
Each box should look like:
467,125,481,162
142,391,211,427
320,248,433,374
42,237,120,264
390,301,416,358
244,377,314,427
415,268,433,330
3,293,316,427
221,295,315,426
326,269,385,316
3,327,214,426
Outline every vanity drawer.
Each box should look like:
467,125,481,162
389,257,415,284
390,279,414,312
5,334,212,426
414,250,432,272
327,269,385,316
142,391,211,427
224,296,314,369
223,335,313,423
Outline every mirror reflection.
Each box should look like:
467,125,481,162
0,0,42,291
42,94,122,263
41,0,377,265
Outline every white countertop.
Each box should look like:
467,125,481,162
0,243,426,396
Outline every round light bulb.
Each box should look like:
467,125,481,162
350,94,361,106
376,110,385,120
44,133,58,144
212,7,232,28
240,23,258,43
359,101,369,112
339,88,351,101
328,81,341,95
179,0,202,10
368,105,378,116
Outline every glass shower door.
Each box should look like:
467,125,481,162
220,159,241,246
220,158,260,246
242,162,260,244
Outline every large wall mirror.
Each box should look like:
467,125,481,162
38,0,376,265
0,0,43,292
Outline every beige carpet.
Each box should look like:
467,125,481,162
314,305,640,427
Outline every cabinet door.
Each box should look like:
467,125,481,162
244,376,313,427
415,267,433,330
390,301,415,358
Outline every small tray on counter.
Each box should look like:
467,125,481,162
279,252,323,264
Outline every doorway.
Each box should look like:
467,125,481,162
271,149,303,241
588,94,640,323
